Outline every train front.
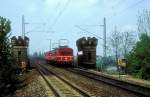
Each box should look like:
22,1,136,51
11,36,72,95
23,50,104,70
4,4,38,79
55,47,73,66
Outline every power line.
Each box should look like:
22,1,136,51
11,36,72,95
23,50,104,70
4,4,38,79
50,0,71,29
47,39,51,51
22,15,52,37
108,0,145,17
55,0,61,11
117,0,145,15
104,0,126,17
75,25,103,40
107,0,146,18
75,17,107,57
113,0,126,8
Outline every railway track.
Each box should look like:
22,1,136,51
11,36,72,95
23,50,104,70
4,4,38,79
36,64,92,97
67,67,150,97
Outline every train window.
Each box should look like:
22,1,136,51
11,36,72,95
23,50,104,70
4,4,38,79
61,51,72,55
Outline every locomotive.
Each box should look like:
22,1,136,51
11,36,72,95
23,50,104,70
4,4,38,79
45,39,73,66
45,51,54,64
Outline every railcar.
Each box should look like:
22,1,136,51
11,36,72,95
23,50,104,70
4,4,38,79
54,47,73,65
45,46,73,66
45,51,53,64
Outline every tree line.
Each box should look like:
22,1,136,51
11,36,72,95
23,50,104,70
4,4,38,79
0,16,18,96
109,9,150,79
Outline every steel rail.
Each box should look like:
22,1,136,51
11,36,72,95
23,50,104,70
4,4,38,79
37,64,92,97
36,65,60,97
68,68,150,97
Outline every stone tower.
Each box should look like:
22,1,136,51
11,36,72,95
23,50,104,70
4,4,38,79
76,37,98,68
11,36,29,71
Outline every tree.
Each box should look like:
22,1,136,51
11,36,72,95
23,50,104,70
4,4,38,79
121,30,136,58
127,33,150,79
109,26,122,70
0,16,17,95
137,9,150,35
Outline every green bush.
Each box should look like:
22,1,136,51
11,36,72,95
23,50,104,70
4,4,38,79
0,16,18,96
127,33,150,79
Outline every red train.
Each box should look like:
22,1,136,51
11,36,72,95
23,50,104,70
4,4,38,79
45,46,73,66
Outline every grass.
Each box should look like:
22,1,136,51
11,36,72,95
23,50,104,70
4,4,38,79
104,70,119,75
0,70,34,97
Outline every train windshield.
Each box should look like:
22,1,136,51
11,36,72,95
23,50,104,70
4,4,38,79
61,51,72,55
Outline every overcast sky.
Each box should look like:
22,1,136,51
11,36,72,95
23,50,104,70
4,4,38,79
1,0,150,55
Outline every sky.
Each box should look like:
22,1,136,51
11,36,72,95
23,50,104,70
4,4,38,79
0,0,150,55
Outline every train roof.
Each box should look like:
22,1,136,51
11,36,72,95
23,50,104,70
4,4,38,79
55,47,72,50
59,45,68,48
45,46,73,53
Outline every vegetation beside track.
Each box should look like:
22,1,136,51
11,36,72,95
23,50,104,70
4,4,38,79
127,33,150,79
0,16,19,97
13,69,51,97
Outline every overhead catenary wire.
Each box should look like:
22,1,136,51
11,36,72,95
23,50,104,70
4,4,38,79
55,0,61,11
107,0,146,18
117,0,145,15
75,25,103,40
104,0,126,17
50,0,71,29
113,0,126,7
